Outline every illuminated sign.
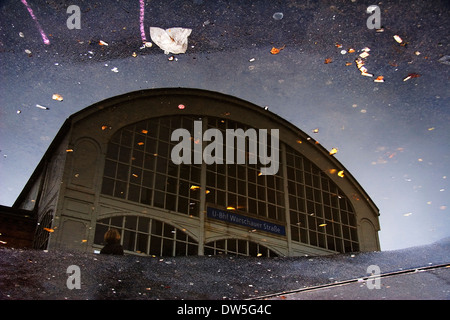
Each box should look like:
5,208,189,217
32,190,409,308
207,207,286,236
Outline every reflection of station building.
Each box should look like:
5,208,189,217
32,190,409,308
5,88,380,256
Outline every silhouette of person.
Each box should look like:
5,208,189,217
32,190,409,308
100,228,124,255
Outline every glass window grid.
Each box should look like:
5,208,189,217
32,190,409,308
204,239,278,257
101,115,360,254
102,116,201,217
205,118,285,222
94,216,198,256
33,210,53,250
286,147,359,253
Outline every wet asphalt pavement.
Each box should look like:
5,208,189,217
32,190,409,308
1,238,449,300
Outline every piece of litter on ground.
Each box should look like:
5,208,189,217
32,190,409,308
393,35,403,44
52,94,63,101
270,45,285,54
403,73,420,81
359,51,370,59
361,71,373,77
150,27,192,54
272,12,283,20
99,40,108,46
36,104,49,110
438,55,450,65
374,76,384,83
111,67,119,73
403,212,413,217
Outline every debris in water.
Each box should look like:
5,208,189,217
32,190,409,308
403,212,412,217
99,40,108,46
150,27,192,54
270,45,285,54
374,75,384,83
52,93,63,101
359,51,370,59
438,55,450,65
273,12,283,20
393,35,403,44
329,148,338,155
36,104,49,110
403,73,420,81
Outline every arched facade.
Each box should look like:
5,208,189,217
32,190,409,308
14,88,380,256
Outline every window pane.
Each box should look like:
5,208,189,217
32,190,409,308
101,177,114,196
165,193,176,211
138,217,150,232
162,239,174,256
128,184,140,202
150,236,162,255
153,190,165,208
140,187,152,205
151,220,163,235
94,224,108,244
114,181,127,198
116,163,129,181
104,160,116,178
123,230,136,251
136,233,148,253
125,216,137,229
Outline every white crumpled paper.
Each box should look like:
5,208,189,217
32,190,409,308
149,27,192,54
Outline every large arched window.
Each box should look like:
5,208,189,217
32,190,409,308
100,114,359,254
100,115,285,222
285,146,359,253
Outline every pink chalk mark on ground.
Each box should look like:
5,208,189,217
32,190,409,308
21,0,50,45
139,0,147,42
